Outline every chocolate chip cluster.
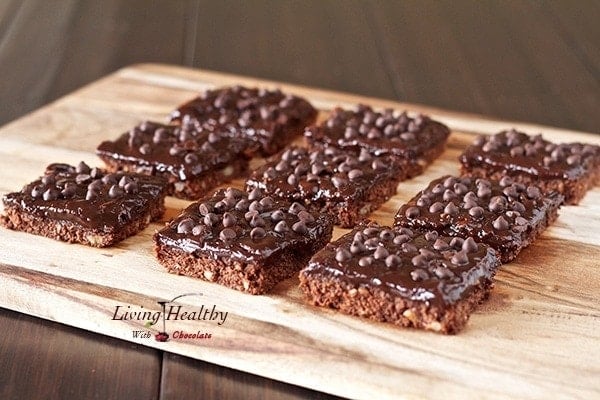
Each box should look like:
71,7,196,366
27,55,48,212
399,175,546,233
474,129,598,168
322,104,429,142
28,162,138,202
171,86,315,131
332,224,484,283
173,188,319,244
251,146,391,194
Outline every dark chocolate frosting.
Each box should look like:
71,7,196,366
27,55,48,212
305,222,499,308
2,162,166,231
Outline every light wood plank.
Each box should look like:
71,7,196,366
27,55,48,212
0,64,599,400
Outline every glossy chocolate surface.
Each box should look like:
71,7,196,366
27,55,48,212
305,222,499,308
460,129,600,181
170,86,317,154
304,104,450,157
394,175,563,254
96,121,250,180
245,146,402,203
155,188,333,262
2,162,166,231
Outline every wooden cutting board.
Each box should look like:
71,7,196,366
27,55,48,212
0,64,598,400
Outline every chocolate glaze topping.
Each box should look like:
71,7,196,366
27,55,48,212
170,86,317,155
96,121,250,180
305,222,499,308
2,162,166,231
246,146,402,203
304,104,450,157
155,188,333,262
460,129,600,180
395,175,563,254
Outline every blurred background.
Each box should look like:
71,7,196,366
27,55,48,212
0,0,598,130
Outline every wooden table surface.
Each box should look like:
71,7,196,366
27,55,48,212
0,1,598,399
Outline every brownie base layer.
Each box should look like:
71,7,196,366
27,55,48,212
99,157,249,200
460,165,600,205
155,235,331,295
309,177,400,228
403,140,447,179
299,273,494,334
0,200,165,247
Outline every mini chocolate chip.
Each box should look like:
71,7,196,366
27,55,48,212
288,202,305,214
30,185,44,198
443,177,456,188
344,126,358,139
405,206,420,218
118,176,131,188
469,206,484,218
416,196,430,207
411,254,427,267
220,228,236,241
367,128,381,140
379,229,394,241
431,183,444,194
489,196,506,212
499,176,513,187
385,254,401,267
275,160,289,172
348,169,364,181
477,185,492,198
463,199,479,210
76,161,91,174
258,197,274,209
515,216,528,226
86,180,101,192
493,216,509,230
292,221,308,234
433,238,449,250
75,174,91,184
443,189,457,201
362,227,379,236
429,202,444,213
248,188,262,201
214,200,230,211
285,174,297,186
248,200,263,213
198,203,212,215
61,185,76,198
371,160,386,170
542,156,553,167
102,174,118,185
184,153,198,164
204,213,218,226
364,237,380,248
526,186,541,199
42,188,59,201
451,250,469,266
393,234,409,245
358,149,372,162
512,201,526,214
124,182,138,194
502,185,519,198
462,237,478,253
411,269,428,281
566,154,581,165
177,218,195,234
169,145,184,156
250,214,266,228
269,210,284,221
139,144,152,155
274,220,289,233
191,225,205,236
234,199,249,211
294,164,309,176
463,191,478,203
350,240,367,254
250,227,266,240
425,231,438,242
263,167,277,179
297,210,315,223
222,212,236,227
335,248,352,262
449,237,464,250
419,248,437,260
383,124,395,136
85,190,97,201
358,256,373,267
402,242,418,253
453,183,468,195
510,146,524,157
373,245,389,260
331,176,346,188
108,185,124,198
434,266,455,279
244,210,258,220
208,132,220,144
443,202,458,216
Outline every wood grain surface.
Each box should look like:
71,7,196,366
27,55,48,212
0,64,599,400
